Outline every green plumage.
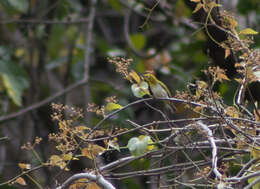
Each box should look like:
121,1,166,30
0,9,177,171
143,73,176,112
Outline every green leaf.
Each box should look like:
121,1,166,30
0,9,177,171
248,177,260,189
0,60,29,106
131,81,150,98
239,28,258,35
130,34,146,50
127,135,154,157
109,0,123,11
8,0,28,13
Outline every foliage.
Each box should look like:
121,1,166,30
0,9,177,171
1,0,260,189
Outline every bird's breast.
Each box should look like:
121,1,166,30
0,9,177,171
151,83,169,98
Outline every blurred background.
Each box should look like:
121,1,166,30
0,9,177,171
0,0,260,188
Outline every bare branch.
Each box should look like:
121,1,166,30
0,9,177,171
56,173,116,189
197,121,222,179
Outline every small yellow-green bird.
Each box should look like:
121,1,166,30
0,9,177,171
143,73,176,113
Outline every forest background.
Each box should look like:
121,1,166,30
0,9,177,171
1,0,260,188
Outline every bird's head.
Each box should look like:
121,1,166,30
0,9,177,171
143,73,158,86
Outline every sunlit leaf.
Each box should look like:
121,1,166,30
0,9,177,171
127,135,155,157
0,60,29,106
239,28,258,35
225,106,239,118
105,102,123,113
49,155,68,170
192,3,203,13
82,144,106,159
251,147,260,159
131,81,150,98
69,179,101,189
108,138,120,152
207,2,222,9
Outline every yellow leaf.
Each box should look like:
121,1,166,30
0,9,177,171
129,70,141,84
15,48,25,57
193,105,203,113
62,153,73,161
239,28,258,35
225,16,237,29
197,81,208,89
147,137,156,151
82,144,106,159
192,3,203,13
49,155,67,169
76,125,90,131
207,2,222,9
82,148,92,159
105,102,122,113
218,73,230,81
86,182,101,189
225,106,239,118
90,144,106,156
14,177,26,186
251,147,260,159
69,179,101,189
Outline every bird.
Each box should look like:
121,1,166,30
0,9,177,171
143,73,176,113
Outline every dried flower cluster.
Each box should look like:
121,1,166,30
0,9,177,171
108,57,133,80
21,136,42,150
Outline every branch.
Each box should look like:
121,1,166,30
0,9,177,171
56,172,116,189
0,18,90,25
0,79,87,123
84,0,96,81
197,121,222,179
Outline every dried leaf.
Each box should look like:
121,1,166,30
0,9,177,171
216,67,230,81
224,48,230,58
82,148,93,159
49,155,68,170
225,106,239,118
18,163,31,170
69,179,101,189
254,109,260,121
14,177,26,186
82,144,106,159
